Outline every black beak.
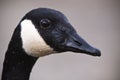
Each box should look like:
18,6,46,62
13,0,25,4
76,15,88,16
62,33,101,56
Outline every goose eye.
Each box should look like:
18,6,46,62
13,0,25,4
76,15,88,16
40,19,51,28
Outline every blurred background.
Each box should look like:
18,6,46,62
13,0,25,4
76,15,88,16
0,0,120,80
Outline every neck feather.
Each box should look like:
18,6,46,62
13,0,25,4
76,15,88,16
2,50,37,80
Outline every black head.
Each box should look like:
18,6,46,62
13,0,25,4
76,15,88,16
20,8,101,57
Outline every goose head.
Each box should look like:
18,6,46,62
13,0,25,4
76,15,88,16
20,8,101,57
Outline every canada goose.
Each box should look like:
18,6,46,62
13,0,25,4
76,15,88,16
2,8,101,80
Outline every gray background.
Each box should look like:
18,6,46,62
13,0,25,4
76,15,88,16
0,0,120,80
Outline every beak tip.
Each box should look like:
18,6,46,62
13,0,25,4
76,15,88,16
93,49,101,57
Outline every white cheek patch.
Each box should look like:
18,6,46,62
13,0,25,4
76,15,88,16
20,19,54,57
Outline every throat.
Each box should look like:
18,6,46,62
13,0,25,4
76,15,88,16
2,49,38,80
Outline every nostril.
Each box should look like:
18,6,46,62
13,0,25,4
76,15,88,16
74,40,82,46
70,33,82,46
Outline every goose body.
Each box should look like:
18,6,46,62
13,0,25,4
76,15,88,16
2,8,101,80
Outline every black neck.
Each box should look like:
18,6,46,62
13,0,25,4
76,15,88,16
2,25,38,80
2,50,38,80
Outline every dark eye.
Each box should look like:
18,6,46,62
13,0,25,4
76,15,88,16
40,19,51,28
